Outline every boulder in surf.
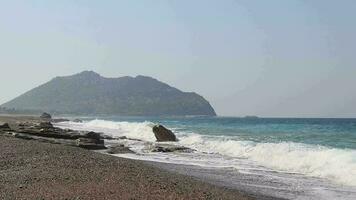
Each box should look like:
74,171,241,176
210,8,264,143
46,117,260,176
40,112,52,120
152,125,177,142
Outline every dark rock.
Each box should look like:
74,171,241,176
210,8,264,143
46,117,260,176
40,112,52,119
73,119,83,123
76,138,105,150
85,131,101,140
39,122,54,129
12,131,106,149
152,125,177,142
151,144,194,153
0,122,11,131
18,129,75,140
13,133,34,140
17,123,82,140
101,134,115,140
107,144,134,154
51,118,70,123
5,121,107,150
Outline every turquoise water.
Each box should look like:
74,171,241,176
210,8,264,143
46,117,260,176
86,116,356,150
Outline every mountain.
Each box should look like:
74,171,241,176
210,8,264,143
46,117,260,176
2,71,216,116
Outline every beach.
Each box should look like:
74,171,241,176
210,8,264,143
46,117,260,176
1,1,354,199
0,115,254,200
2,115,356,200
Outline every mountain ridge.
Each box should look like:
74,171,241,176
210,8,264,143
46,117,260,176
2,71,216,116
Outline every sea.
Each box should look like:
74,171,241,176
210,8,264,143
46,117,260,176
55,116,356,199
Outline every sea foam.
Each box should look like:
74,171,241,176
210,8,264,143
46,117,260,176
58,119,156,141
56,119,356,187
179,134,356,186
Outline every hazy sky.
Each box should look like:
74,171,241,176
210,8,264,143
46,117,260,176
0,0,355,117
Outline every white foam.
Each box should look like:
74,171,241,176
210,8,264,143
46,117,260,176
56,120,356,187
179,134,356,186
56,119,156,141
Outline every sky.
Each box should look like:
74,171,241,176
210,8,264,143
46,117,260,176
0,0,355,117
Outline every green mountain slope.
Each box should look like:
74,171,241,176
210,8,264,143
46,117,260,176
2,71,216,116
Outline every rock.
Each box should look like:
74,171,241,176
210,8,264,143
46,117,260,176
76,138,105,150
0,122,11,131
78,138,104,145
85,131,101,140
152,125,177,142
100,134,115,140
4,120,107,150
107,144,134,154
51,118,70,123
39,122,54,129
13,133,34,140
40,112,52,120
151,144,194,153
18,122,32,128
73,119,83,123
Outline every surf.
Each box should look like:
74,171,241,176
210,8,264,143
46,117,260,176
56,119,356,187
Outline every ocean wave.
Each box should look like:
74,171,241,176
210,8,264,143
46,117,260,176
56,119,156,141
179,134,356,186
56,119,356,187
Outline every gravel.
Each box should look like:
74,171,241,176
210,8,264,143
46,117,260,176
0,134,253,200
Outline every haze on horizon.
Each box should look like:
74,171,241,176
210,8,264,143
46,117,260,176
0,0,355,118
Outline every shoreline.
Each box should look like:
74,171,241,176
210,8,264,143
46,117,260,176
2,115,356,199
0,115,257,199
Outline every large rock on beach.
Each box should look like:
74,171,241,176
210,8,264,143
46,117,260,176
40,112,52,120
0,118,108,150
152,125,177,142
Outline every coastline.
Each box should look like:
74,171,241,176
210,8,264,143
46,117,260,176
0,115,255,200
2,115,356,199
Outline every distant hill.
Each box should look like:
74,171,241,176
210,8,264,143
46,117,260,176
2,71,216,116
